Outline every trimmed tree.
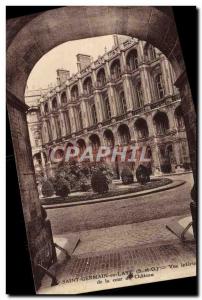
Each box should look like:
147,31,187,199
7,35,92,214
41,180,55,197
91,170,109,194
55,178,70,197
136,164,150,185
121,166,134,184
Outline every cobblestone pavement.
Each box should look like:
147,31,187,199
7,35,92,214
72,215,192,256
40,214,196,291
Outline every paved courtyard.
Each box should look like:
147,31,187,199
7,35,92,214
47,173,193,233
40,173,196,293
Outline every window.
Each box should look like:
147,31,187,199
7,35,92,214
126,49,138,71
97,69,106,87
103,97,111,120
71,85,79,100
153,112,169,135
175,106,185,130
83,77,93,95
110,60,121,80
136,82,144,107
52,98,57,111
155,73,165,99
91,103,97,125
61,91,67,104
44,102,49,114
119,91,127,114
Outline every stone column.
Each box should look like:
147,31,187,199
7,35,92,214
146,113,156,138
122,75,134,111
166,107,176,131
139,65,153,105
80,99,89,128
66,86,71,101
120,50,127,72
107,83,118,118
68,106,77,133
57,110,67,137
160,55,174,96
94,91,104,123
137,40,145,63
151,143,162,174
173,142,182,165
49,114,57,140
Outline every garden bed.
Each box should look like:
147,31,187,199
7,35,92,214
41,178,172,205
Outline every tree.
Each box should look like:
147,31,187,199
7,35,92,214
91,170,109,194
41,180,55,197
55,178,70,197
136,164,150,185
121,166,134,184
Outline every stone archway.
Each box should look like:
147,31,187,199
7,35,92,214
6,6,197,284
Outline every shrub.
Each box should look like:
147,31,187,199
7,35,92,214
136,164,150,185
41,180,55,197
91,170,109,194
121,167,134,184
55,178,70,197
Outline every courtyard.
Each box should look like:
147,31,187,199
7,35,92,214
38,173,196,293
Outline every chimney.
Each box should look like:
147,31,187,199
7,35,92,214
56,69,70,85
76,54,92,72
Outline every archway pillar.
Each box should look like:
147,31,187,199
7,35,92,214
175,71,197,239
7,90,55,288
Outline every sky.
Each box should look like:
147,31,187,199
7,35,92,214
26,35,121,91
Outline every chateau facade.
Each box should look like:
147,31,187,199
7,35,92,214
26,36,191,179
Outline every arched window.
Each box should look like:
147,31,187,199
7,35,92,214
155,73,165,99
91,103,97,125
119,91,127,114
71,85,79,100
97,68,106,87
136,82,144,107
103,96,111,120
153,112,169,135
103,129,114,147
52,98,57,111
126,49,138,71
61,91,67,104
175,106,185,130
44,102,49,114
118,124,131,145
134,118,149,139
110,59,121,80
83,77,93,96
